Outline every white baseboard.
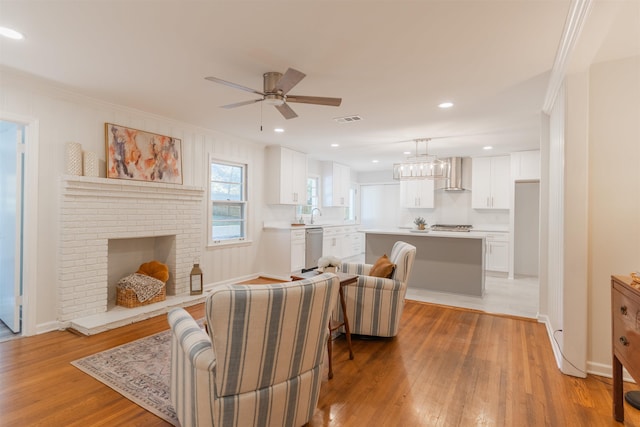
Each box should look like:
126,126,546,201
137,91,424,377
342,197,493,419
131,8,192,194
35,321,62,335
588,360,635,383
539,314,635,383
539,314,565,372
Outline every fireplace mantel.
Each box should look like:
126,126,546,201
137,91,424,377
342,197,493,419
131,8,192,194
62,175,204,201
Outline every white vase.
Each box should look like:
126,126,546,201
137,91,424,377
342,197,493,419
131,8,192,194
65,142,83,176
323,266,337,273
83,151,99,177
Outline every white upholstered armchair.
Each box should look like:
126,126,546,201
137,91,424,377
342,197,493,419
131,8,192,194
340,241,417,337
167,274,339,427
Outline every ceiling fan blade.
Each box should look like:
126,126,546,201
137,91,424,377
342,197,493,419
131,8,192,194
275,103,298,119
221,98,263,109
285,95,342,107
205,76,264,96
274,68,306,95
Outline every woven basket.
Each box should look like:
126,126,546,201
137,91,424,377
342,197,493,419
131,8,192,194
116,286,166,308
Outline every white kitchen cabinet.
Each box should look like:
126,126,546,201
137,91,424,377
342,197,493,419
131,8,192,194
340,226,362,259
262,228,306,277
322,162,350,207
322,225,361,259
511,150,540,181
290,229,306,273
400,179,435,208
345,231,364,258
485,232,509,272
472,156,510,209
322,226,343,257
265,146,307,205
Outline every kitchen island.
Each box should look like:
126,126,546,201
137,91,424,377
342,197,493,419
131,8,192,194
364,229,485,297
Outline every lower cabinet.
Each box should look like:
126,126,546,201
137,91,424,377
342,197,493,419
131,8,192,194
290,229,306,273
485,233,509,272
322,226,342,258
322,226,362,260
262,228,306,277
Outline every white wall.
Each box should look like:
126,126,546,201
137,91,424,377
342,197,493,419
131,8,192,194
544,55,640,378
360,183,400,228
587,55,640,371
0,70,266,332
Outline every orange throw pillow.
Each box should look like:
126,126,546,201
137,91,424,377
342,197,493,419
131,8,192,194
369,254,396,278
136,261,170,283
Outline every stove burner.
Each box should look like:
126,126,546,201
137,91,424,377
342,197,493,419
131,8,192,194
431,224,473,232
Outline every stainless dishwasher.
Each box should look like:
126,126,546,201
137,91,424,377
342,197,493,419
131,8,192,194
304,227,323,271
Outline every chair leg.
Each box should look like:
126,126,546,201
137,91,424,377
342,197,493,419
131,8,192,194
327,326,333,379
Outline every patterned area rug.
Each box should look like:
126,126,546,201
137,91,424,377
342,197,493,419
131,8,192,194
71,329,179,425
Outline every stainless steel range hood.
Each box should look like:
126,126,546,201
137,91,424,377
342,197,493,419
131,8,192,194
443,157,467,191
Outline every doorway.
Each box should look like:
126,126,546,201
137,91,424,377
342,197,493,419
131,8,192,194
0,121,25,337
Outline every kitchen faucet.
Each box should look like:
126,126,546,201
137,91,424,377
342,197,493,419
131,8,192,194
310,208,322,224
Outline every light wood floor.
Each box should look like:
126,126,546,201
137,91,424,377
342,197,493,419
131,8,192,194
1,301,638,426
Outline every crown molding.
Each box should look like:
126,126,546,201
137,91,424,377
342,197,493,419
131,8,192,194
542,0,593,114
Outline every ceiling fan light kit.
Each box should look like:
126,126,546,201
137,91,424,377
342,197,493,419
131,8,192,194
392,139,450,181
205,68,342,119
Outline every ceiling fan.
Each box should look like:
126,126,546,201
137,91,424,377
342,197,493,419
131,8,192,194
205,68,342,119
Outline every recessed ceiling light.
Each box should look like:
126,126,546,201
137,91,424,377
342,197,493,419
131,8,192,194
483,146,493,150
0,26,24,40
438,102,454,109
274,128,284,133
331,143,339,147
372,160,379,163
403,151,411,155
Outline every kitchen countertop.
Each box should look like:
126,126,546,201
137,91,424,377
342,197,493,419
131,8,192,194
363,228,488,239
263,222,361,230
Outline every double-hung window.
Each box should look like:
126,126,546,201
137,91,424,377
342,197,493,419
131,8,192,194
297,175,320,216
210,160,247,245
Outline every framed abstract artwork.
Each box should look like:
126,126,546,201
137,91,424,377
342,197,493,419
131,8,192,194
105,123,183,184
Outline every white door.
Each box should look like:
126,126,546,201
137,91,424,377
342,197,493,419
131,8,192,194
0,122,24,333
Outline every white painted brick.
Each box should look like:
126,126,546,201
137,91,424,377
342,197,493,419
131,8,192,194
61,177,204,321
85,301,106,310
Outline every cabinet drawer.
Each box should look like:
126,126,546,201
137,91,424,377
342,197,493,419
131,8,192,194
291,230,306,240
323,227,337,236
612,286,640,375
485,232,508,242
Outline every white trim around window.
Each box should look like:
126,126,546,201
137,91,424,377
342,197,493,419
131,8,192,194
208,155,251,247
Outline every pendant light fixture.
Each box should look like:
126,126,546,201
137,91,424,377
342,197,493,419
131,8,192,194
392,139,450,180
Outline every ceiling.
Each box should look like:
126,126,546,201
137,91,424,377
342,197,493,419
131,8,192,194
0,1,638,173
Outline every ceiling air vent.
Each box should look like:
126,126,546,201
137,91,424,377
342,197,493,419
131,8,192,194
334,115,363,124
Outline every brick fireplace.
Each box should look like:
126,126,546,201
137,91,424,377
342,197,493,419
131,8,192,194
59,176,204,323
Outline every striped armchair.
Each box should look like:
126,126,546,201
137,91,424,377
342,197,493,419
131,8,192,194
340,241,417,337
168,274,339,427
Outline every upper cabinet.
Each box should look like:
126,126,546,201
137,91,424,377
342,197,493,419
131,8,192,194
511,150,540,181
265,146,307,205
322,161,350,207
472,156,510,209
400,179,435,208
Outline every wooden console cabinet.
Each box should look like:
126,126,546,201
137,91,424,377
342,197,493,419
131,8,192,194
612,275,640,422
